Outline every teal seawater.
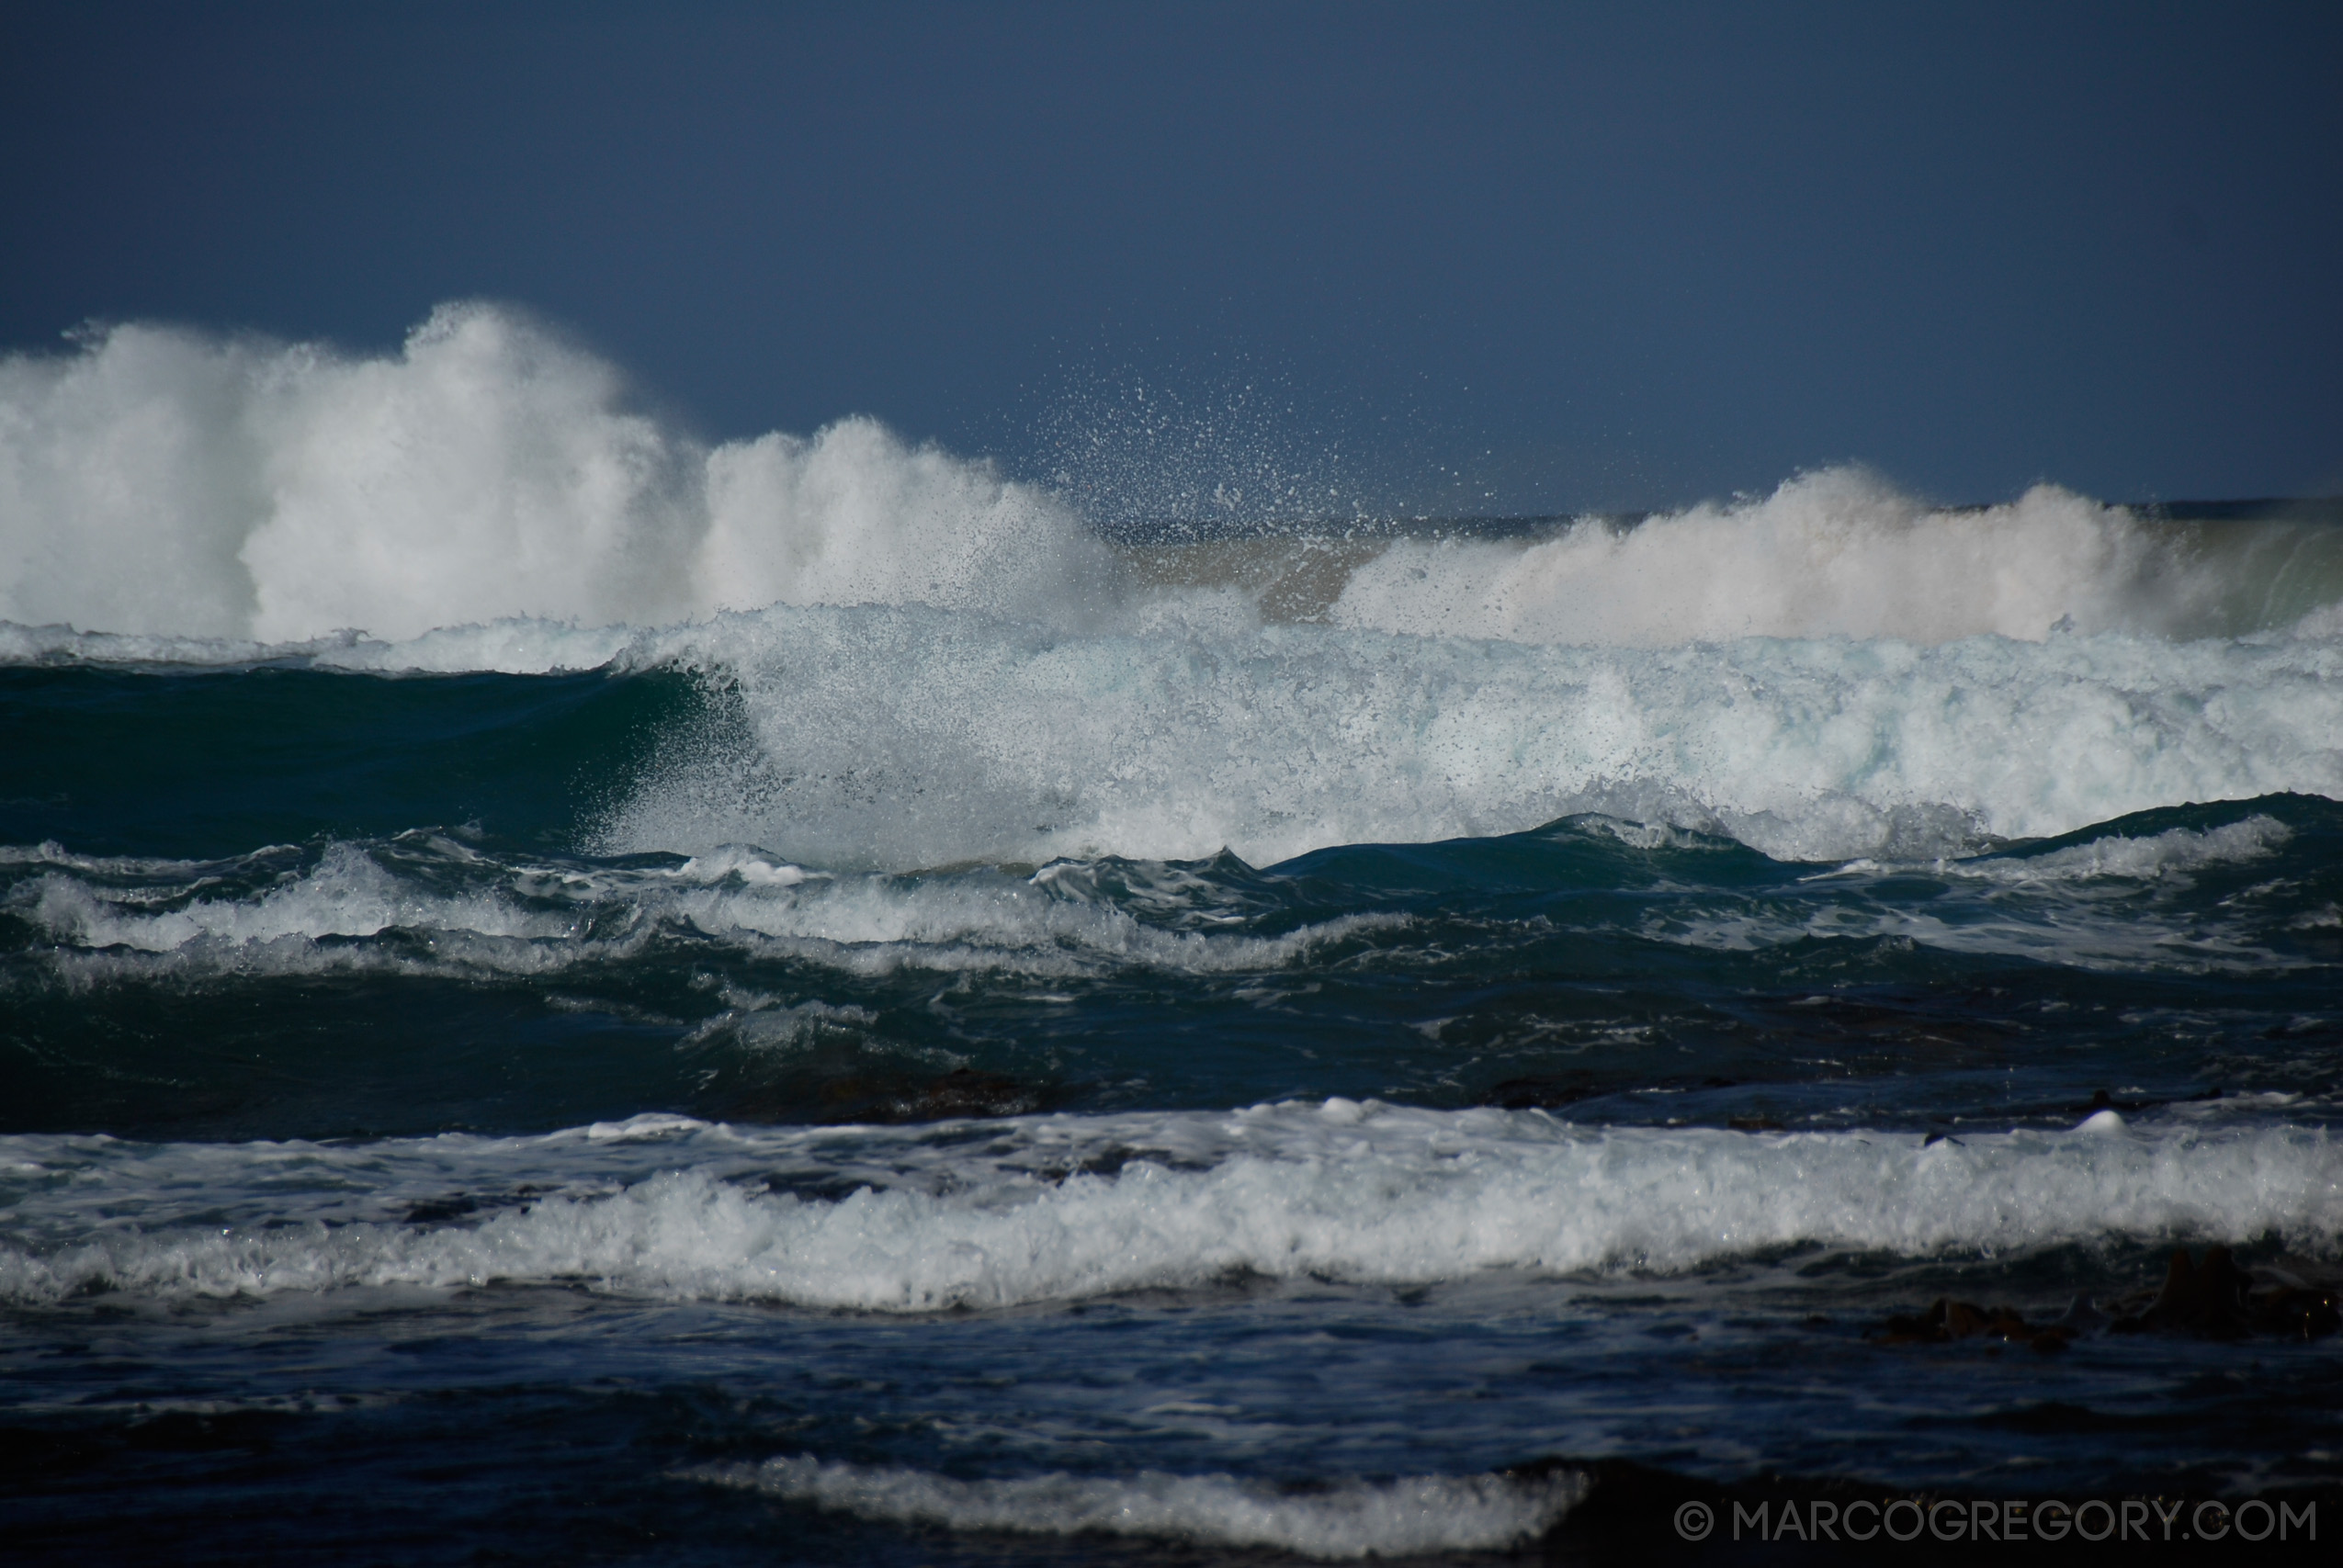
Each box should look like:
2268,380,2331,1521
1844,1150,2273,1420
8,664,2342,1145
7,306,2343,1561
5,657,2343,1564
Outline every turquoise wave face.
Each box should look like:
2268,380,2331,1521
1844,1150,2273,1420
0,664,691,859
6,658,2338,1145
6,649,2343,1556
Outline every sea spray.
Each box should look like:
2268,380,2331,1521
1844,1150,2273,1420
0,305,1115,642
8,304,2343,649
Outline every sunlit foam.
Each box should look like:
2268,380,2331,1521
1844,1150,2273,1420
0,304,1115,643
9,303,2343,871
6,303,2342,650
3,1103,2336,1310
1332,468,2343,646
597,607,2343,865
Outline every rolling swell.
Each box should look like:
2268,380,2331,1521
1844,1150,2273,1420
6,795,2338,1142
6,1105,2340,1310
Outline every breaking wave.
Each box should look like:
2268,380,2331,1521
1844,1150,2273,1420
4,1102,2337,1310
6,302,2340,868
6,302,2341,653
0,303,1114,643
591,607,2343,866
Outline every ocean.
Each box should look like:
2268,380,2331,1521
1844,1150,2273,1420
4,304,2341,1562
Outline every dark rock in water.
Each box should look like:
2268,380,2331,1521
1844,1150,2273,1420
2100,1244,2337,1339
2251,1286,2343,1340
710,1066,1053,1125
1035,1144,1192,1183
2053,1293,2108,1333
893,1066,1046,1122
2240,1256,2343,1340
1870,1296,2074,1350
2110,1245,2255,1337
1482,1071,1602,1111
1876,1249,2339,1353
2074,1085,2221,1115
814,1066,1048,1124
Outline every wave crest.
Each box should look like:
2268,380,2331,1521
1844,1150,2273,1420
7,302,2341,652
1333,468,2343,645
0,304,1111,642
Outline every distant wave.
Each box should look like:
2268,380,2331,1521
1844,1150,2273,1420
6,301,2342,648
1331,468,2343,645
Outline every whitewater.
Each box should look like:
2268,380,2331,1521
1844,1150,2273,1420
6,303,2343,1563
7,303,2343,869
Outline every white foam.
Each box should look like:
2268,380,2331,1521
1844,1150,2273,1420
602,605,2343,866
1809,815,2295,889
8,306,2341,660
9,304,2342,873
0,304,1113,644
20,840,561,953
0,617,645,674
7,804,2315,989
1645,814,2307,971
10,836,1398,984
1651,898,2286,977
1332,468,2343,646
1957,814,2293,882
3,1103,2335,1310
694,1455,1583,1558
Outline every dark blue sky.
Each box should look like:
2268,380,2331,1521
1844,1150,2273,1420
4,1,2337,513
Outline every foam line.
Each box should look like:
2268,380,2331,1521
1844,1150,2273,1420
3,1104,2335,1309
11,836,1403,984
9,808,2314,995
692,1456,1585,1558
